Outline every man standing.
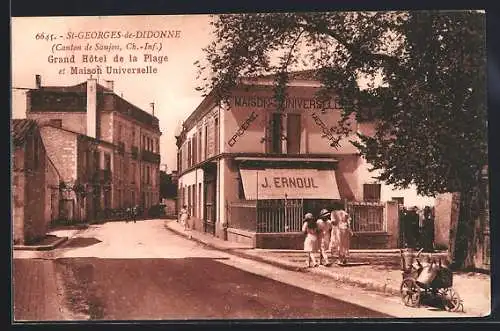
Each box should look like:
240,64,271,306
316,209,332,266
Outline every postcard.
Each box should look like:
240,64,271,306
11,12,490,321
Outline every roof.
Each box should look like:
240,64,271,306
36,81,112,93
29,81,160,131
11,119,38,146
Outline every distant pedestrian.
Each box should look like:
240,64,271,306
302,213,319,268
316,209,332,266
332,209,353,265
132,205,138,223
180,205,189,230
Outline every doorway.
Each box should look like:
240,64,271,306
203,163,217,235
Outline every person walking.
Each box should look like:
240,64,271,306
332,208,353,265
302,213,319,268
180,205,189,230
316,209,332,266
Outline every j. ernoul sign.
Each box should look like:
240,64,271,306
239,168,341,200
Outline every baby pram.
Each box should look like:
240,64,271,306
400,248,463,312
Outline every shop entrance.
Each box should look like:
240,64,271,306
203,164,217,235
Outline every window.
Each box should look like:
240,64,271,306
94,151,100,171
192,135,197,165
363,183,381,201
131,162,136,183
392,197,404,205
33,135,40,169
142,135,146,150
187,140,192,167
204,125,208,159
104,153,111,170
118,124,122,142
197,132,202,163
214,117,219,154
198,183,202,218
268,113,283,153
193,184,197,218
286,114,301,154
49,119,62,127
178,150,182,173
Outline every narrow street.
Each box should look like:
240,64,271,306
12,219,456,321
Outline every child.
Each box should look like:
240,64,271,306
302,213,319,268
179,205,189,230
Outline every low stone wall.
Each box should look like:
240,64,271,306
226,227,255,246
351,232,391,249
255,232,305,249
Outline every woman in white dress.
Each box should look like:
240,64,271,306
302,213,319,268
332,209,353,265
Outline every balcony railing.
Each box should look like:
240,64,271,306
131,146,139,160
141,150,161,163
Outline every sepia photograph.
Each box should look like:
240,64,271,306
10,10,491,321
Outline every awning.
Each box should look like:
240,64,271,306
240,168,341,200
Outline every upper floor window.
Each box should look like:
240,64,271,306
363,183,381,202
286,113,301,154
214,117,219,154
267,113,283,154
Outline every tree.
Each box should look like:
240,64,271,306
196,11,487,269
160,171,177,199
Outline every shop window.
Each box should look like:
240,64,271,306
286,113,301,154
363,183,381,201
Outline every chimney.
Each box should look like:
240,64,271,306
150,102,155,116
86,78,97,138
104,80,114,91
35,75,41,88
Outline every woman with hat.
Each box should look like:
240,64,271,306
302,212,319,268
332,208,353,265
316,208,332,266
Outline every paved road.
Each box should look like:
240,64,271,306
13,220,393,320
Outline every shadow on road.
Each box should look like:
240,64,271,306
61,237,102,249
46,257,391,320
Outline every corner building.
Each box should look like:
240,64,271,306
26,75,161,219
176,71,433,249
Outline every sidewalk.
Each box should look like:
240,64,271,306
164,220,491,317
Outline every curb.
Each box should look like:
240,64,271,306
163,221,402,294
13,236,68,251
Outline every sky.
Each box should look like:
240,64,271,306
11,15,215,172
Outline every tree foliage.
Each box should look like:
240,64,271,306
197,10,486,197
197,11,487,268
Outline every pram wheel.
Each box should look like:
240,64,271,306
440,288,462,312
400,278,421,308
